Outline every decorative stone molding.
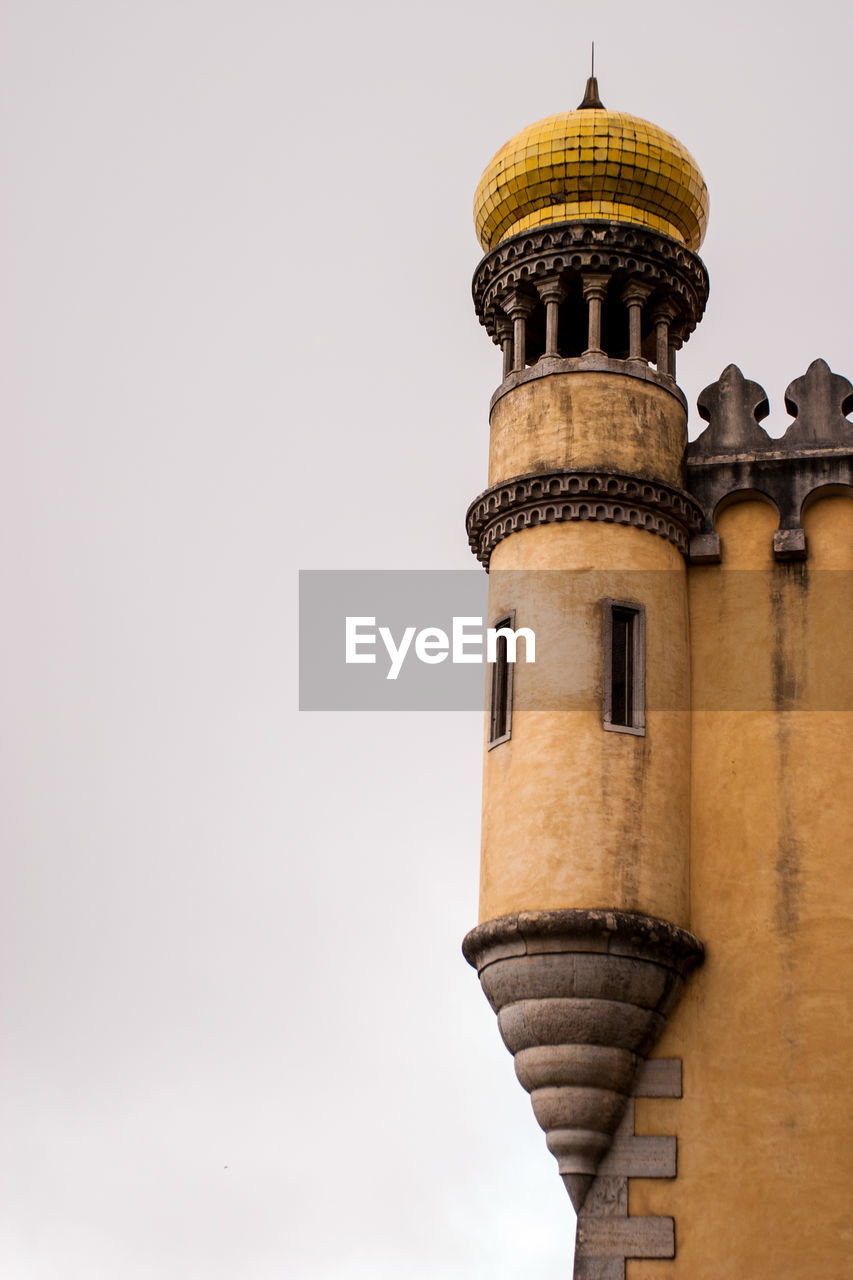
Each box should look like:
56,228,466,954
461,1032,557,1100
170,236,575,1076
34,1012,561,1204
489,354,687,413
473,220,709,363
686,360,853,562
466,469,704,567
784,358,853,447
461,910,704,1213
574,1060,684,1280
694,362,771,453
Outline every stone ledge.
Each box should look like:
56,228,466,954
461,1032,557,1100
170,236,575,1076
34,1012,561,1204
489,355,687,414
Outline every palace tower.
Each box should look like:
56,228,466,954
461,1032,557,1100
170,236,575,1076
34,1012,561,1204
462,78,853,1278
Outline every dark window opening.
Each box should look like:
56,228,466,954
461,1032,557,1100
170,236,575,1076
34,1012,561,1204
523,303,546,365
601,294,630,360
488,613,514,748
604,599,645,736
557,279,586,358
610,607,635,726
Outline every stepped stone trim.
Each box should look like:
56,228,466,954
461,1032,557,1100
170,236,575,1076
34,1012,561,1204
466,469,703,567
573,1061,683,1280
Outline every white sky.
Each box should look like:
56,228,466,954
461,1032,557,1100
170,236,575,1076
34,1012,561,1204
1,2,851,1277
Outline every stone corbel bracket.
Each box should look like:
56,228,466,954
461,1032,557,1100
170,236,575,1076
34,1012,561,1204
462,910,704,1214
686,360,853,563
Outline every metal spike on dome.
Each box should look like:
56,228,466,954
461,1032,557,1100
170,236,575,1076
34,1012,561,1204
578,75,604,109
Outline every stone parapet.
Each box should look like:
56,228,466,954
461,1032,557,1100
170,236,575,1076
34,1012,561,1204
686,359,853,562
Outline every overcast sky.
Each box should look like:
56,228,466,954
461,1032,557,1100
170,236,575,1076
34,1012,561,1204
1,2,852,1277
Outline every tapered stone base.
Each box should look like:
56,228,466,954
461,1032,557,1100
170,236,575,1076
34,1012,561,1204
462,909,703,1211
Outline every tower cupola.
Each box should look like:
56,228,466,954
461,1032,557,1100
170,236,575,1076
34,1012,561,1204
473,87,709,252
471,82,709,390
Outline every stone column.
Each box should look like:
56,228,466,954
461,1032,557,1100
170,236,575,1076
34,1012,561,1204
503,291,536,372
669,326,684,384
651,302,678,376
621,280,653,364
537,279,567,359
582,274,609,356
496,316,513,381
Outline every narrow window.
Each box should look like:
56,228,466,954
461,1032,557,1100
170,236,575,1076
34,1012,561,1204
603,599,645,735
488,612,514,748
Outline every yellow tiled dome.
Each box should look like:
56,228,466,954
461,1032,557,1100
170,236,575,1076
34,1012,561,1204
474,89,709,253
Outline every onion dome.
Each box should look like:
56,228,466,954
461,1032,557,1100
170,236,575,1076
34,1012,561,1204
473,78,709,254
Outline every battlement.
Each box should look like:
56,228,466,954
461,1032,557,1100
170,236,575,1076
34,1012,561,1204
686,359,853,562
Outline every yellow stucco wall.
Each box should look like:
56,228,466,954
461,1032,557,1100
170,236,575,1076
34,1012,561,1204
479,519,691,929
488,370,686,489
480,370,692,925
629,493,853,1278
476,361,852,1271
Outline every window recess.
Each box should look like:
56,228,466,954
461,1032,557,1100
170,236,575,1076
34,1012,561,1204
488,612,514,749
603,599,646,736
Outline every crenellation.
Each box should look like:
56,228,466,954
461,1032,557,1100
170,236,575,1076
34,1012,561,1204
686,359,853,560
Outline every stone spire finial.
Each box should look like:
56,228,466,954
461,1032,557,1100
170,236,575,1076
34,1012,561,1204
782,358,853,448
577,75,604,109
690,364,771,456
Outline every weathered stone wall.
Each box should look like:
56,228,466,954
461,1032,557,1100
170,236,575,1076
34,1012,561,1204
488,369,687,489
